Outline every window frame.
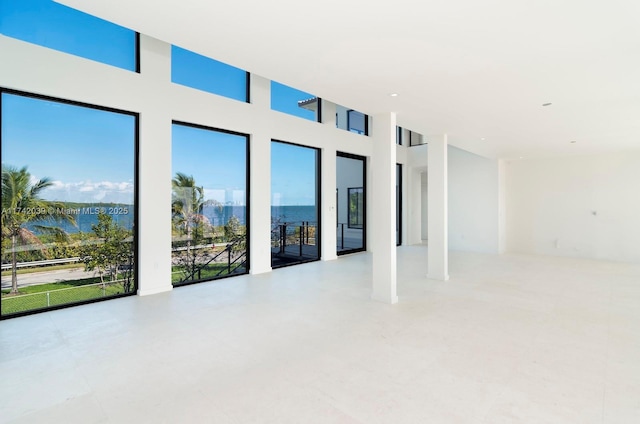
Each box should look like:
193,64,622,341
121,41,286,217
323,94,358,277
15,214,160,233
170,120,251,287
270,139,322,269
0,87,139,320
346,109,369,136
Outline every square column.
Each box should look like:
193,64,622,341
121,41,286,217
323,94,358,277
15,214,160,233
248,75,272,274
321,147,338,261
427,135,449,280
137,35,173,295
371,112,398,304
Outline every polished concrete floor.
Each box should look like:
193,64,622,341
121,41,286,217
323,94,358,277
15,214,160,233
1,245,639,423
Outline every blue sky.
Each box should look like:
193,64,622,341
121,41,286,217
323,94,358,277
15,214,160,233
172,124,247,206
1,93,135,204
1,0,320,206
172,46,247,102
270,82,317,121
271,142,317,206
0,0,136,70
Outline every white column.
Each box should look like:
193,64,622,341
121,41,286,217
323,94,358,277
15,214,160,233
320,100,338,261
371,113,398,304
249,75,273,274
137,35,173,295
427,134,449,280
321,146,338,261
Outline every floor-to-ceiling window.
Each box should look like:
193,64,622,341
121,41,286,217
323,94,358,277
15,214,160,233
336,153,366,254
1,90,138,318
271,141,320,268
171,122,249,286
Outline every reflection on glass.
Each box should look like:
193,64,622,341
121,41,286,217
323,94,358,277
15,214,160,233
171,123,248,285
0,0,137,71
348,188,364,229
409,130,426,146
271,141,320,268
336,154,365,254
336,104,369,136
347,110,366,134
1,91,137,317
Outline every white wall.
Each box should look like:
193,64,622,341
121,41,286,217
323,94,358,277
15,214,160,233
448,146,500,253
506,152,640,263
408,144,500,253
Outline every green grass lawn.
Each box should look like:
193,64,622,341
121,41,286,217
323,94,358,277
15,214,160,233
1,275,133,315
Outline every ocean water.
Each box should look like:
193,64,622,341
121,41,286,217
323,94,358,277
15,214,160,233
25,205,317,234
270,205,317,224
201,205,316,226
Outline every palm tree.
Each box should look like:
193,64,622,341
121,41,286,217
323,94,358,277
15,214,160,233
1,165,76,294
171,173,207,276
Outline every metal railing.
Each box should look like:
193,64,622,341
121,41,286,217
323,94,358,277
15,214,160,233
336,222,364,252
172,238,247,284
272,221,316,258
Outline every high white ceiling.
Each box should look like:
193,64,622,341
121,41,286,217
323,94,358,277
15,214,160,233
59,0,640,159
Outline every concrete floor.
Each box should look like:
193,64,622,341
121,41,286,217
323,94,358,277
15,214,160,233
1,245,639,423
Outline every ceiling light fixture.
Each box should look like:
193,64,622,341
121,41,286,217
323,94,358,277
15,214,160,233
570,140,577,144
389,93,398,97
542,102,552,106
480,138,486,141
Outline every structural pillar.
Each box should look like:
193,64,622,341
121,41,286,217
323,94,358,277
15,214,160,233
249,75,272,274
137,35,173,295
321,146,338,261
320,101,338,261
371,112,398,304
427,134,449,280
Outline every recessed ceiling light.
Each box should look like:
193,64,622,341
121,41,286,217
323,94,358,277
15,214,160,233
570,140,577,144
542,102,552,106
480,138,486,141
519,156,524,159
389,93,398,97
